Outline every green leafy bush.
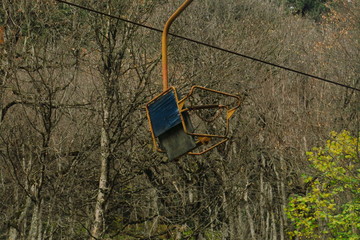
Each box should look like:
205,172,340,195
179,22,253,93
286,130,360,239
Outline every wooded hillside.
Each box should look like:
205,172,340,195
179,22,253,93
0,0,359,239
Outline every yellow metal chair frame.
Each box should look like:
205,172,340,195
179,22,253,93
178,86,241,155
146,0,242,157
146,86,241,156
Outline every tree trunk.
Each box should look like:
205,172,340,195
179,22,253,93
260,154,266,239
90,100,111,239
278,156,286,240
244,185,256,240
8,194,33,240
28,200,42,240
146,187,159,237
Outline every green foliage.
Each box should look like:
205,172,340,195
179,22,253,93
286,0,330,21
286,130,360,239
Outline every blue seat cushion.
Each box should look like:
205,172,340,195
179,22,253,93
148,90,182,137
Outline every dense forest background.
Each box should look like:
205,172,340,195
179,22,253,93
0,0,359,239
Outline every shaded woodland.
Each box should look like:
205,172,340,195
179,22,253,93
0,0,359,239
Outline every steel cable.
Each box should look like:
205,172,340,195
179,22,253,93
55,0,360,92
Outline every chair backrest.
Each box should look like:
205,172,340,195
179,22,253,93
146,87,197,160
147,89,182,137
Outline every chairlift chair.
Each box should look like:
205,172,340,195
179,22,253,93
145,0,242,160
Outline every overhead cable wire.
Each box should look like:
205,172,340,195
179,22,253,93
55,0,360,92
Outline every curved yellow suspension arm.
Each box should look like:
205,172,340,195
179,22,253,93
162,0,193,91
